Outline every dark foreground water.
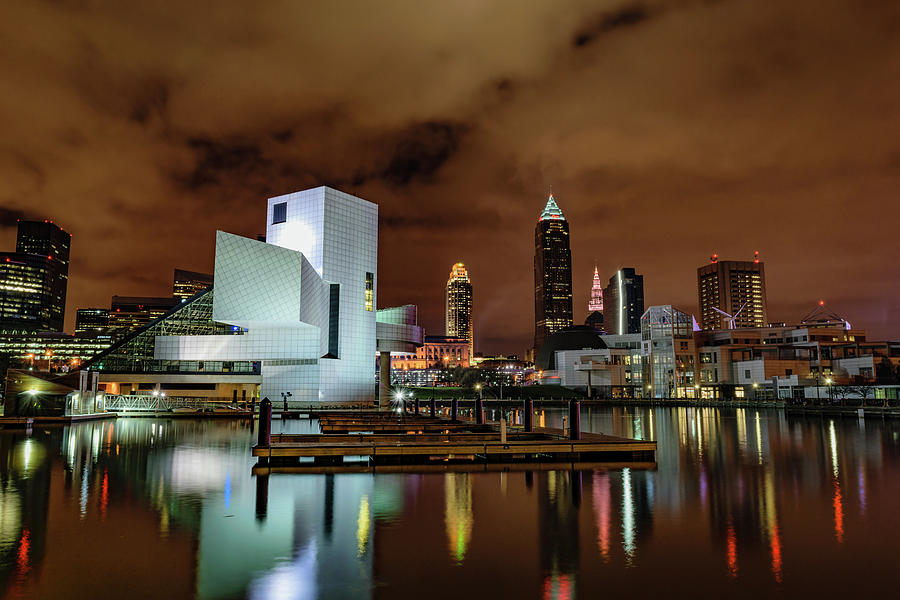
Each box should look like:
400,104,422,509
2,407,899,599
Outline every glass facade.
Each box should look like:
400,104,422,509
641,305,696,398
74,308,109,334
0,220,71,333
89,289,255,375
173,268,213,300
603,268,644,335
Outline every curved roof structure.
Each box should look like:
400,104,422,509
535,325,607,370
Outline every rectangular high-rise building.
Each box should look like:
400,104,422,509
173,268,213,300
0,220,71,333
109,296,180,336
75,308,110,334
445,262,473,361
697,256,768,330
603,268,644,335
534,193,573,351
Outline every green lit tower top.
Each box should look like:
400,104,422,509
534,193,573,352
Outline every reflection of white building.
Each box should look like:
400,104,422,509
90,187,422,405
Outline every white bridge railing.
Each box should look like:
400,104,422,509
104,394,240,411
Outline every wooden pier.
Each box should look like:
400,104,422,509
252,403,656,471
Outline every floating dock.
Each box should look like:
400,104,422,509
252,406,656,471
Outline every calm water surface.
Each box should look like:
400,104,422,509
2,407,899,599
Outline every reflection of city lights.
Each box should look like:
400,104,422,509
542,573,573,600
22,439,32,469
357,495,371,557
829,421,839,478
833,479,844,544
726,523,738,578
445,473,473,565
592,472,611,561
622,468,635,563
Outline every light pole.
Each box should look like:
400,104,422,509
825,377,833,404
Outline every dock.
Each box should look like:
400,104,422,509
251,402,656,471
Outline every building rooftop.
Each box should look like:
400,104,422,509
539,194,565,221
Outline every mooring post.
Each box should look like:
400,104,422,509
430,398,437,417
451,398,459,421
524,398,534,432
500,416,507,444
258,397,272,453
569,398,581,440
255,473,269,522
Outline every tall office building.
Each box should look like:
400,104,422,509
585,266,604,331
445,262,473,361
0,220,71,332
534,193,573,351
603,268,644,335
75,308,110,334
697,254,768,330
173,268,213,300
108,296,180,336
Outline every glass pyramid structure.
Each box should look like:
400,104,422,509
86,288,254,374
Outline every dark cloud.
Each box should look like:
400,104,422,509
381,121,469,186
0,207,29,228
1,0,898,353
129,79,170,125
573,3,652,48
181,137,272,190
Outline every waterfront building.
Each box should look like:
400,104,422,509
534,193,573,352
697,254,768,330
539,299,899,400
603,268,644,335
87,186,422,405
0,331,113,371
74,308,110,335
173,268,213,300
390,335,470,371
108,296,181,336
641,305,698,398
535,327,643,396
0,220,71,333
445,263,473,361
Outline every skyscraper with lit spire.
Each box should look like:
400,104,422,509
534,192,573,351
445,262,473,360
585,265,605,332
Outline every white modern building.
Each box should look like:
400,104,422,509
89,187,422,406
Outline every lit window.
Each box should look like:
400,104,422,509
365,272,374,312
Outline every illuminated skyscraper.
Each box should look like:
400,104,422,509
588,266,603,312
0,220,71,333
173,268,213,300
697,254,768,330
534,193,574,351
445,262,473,361
585,266,604,331
603,267,644,335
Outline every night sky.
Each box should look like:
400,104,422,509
1,1,898,355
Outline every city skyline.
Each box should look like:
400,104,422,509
1,1,899,354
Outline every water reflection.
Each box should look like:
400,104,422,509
444,473,473,565
0,408,898,598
